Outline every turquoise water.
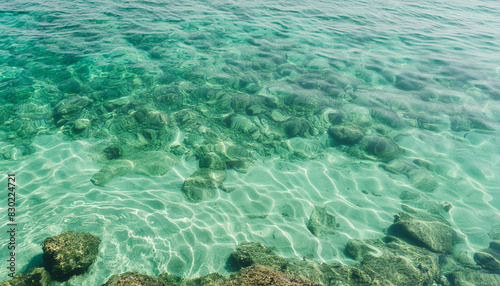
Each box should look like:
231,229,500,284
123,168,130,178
1,0,500,284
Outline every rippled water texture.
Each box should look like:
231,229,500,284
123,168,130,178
1,0,500,284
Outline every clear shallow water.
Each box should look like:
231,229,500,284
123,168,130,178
1,0,500,284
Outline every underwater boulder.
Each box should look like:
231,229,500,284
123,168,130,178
0,267,51,286
270,109,291,122
370,108,406,129
199,152,227,170
102,272,166,286
474,241,500,273
307,206,338,237
73,118,90,132
474,251,500,274
286,92,320,114
227,242,288,271
328,126,364,145
54,95,93,117
225,265,322,286
42,231,100,281
388,211,455,254
345,237,440,285
447,270,500,286
284,118,313,138
363,136,402,162
182,169,227,202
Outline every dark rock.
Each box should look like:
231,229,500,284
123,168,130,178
286,93,319,114
227,242,323,284
364,136,402,162
54,96,93,116
474,252,500,273
0,267,51,286
395,73,423,91
388,211,455,254
447,270,500,286
103,145,123,160
42,231,100,281
328,126,364,145
345,237,441,285
227,242,288,271
102,272,166,286
182,169,227,202
318,263,392,286
370,108,406,129
225,265,321,286
489,240,500,254
306,206,337,237
284,118,312,138
58,78,83,94
199,152,226,170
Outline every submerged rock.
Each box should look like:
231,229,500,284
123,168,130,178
54,95,93,117
0,267,51,286
370,108,406,129
388,211,455,254
363,136,402,162
474,251,500,273
328,125,364,145
344,237,440,285
42,231,100,281
284,118,313,138
102,272,166,286
227,242,288,271
229,239,442,286
182,169,227,202
226,265,321,286
270,109,291,122
306,206,338,237
447,270,500,286
91,151,178,186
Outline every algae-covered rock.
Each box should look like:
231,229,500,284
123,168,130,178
474,250,500,273
42,231,100,281
388,211,455,254
102,272,166,286
328,125,364,145
345,237,441,285
225,265,321,286
284,118,313,138
363,136,402,162
447,270,500,286
182,169,226,202
370,108,406,129
54,95,93,116
198,152,226,170
306,206,338,237
227,242,288,271
0,267,51,286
